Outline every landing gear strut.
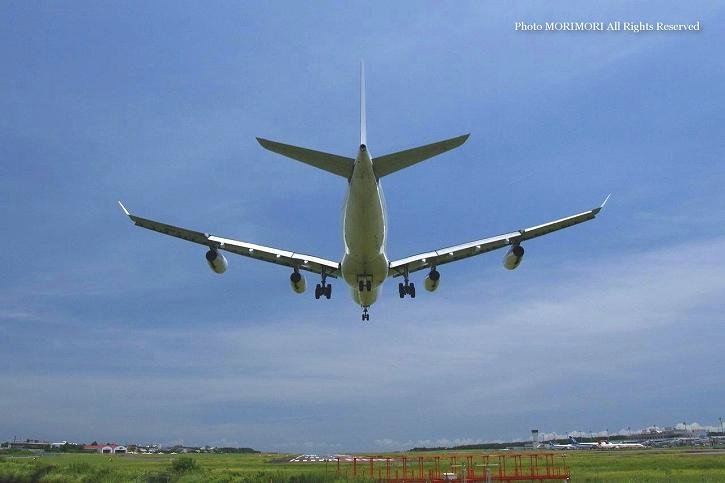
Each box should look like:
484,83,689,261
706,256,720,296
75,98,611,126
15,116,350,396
361,306,370,321
314,271,332,300
398,268,415,299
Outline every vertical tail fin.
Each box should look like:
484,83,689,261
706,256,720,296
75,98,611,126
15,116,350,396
360,61,367,146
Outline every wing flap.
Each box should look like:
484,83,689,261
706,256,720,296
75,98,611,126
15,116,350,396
209,235,340,276
389,198,607,277
126,212,210,245
389,234,514,277
120,203,340,277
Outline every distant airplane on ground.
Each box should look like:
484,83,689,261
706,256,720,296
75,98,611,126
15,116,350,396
119,64,608,321
596,440,646,449
545,440,577,450
569,436,645,449
568,436,599,449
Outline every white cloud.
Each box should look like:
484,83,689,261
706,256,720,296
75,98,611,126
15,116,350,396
2,236,723,450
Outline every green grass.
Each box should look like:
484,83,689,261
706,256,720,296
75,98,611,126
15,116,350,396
0,449,723,482
0,453,359,483
565,449,725,482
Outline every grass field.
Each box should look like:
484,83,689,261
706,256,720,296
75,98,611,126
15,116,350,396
1,449,724,482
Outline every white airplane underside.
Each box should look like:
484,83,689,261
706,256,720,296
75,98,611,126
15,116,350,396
120,64,608,321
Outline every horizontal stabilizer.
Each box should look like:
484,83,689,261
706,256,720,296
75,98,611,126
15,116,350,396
257,137,354,178
373,133,470,178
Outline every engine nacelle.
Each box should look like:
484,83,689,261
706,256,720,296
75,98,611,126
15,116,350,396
424,269,440,292
205,249,228,274
503,245,525,270
289,271,306,294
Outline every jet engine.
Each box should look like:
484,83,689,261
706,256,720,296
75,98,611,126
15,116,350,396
503,245,524,270
289,271,306,294
205,249,228,274
424,269,440,292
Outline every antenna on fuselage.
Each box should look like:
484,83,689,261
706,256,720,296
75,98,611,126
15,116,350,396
360,60,367,147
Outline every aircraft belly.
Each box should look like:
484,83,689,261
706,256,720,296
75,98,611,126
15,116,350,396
344,181,385,253
342,253,388,284
345,214,383,253
341,181,388,305
351,286,379,306
341,149,389,307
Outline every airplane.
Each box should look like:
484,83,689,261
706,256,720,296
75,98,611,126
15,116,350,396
568,436,598,449
119,64,608,321
569,436,645,449
595,440,646,449
544,440,576,450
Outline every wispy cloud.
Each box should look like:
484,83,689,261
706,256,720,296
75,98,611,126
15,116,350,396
2,236,723,450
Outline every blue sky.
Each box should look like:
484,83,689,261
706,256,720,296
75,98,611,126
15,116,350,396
1,1,724,451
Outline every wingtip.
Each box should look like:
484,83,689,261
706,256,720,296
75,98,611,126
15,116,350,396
454,133,471,146
601,193,612,208
592,193,611,215
117,200,131,217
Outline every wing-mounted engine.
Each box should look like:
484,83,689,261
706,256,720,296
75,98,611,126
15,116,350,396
424,268,440,292
289,271,307,294
205,249,228,274
503,245,524,270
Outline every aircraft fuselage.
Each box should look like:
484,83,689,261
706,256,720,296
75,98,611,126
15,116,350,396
340,144,388,308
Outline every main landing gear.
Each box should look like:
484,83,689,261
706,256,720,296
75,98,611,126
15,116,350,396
315,283,331,299
398,268,416,298
361,306,370,322
399,281,415,298
314,271,332,300
398,267,415,299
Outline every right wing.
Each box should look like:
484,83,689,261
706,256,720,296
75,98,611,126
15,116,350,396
389,196,609,277
118,202,340,277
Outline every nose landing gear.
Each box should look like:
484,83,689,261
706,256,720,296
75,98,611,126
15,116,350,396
361,306,370,321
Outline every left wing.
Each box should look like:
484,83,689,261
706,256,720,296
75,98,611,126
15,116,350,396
118,202,340,277
389,196,609,277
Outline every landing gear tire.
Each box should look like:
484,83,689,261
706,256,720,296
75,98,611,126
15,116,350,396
366,280,372,291
315,283,331,300
359,280,365,292
361,307,370,321
399,281,416,298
